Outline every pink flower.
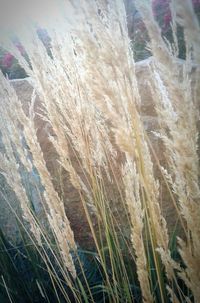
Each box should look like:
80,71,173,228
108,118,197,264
2,53,14,68
1,40,25,70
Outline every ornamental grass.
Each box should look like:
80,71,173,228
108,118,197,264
0,0,199,302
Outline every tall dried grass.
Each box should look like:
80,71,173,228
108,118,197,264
0,0,199,302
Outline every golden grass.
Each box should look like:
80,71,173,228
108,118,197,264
0,0,199,302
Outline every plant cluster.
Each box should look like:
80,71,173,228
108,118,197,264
0,0,199,302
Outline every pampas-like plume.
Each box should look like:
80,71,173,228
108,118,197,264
151,62,200,302
0,71,42,246
134,0,177,73
2,0,173,299
0,72,77,278
1,0,200,301
123,157,153,303
141,1,200,299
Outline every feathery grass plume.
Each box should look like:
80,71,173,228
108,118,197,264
134,0,178,72
6,0,173,300
0,71,77,279
0,71,42,246
11,23,117,211
123,157,153,303
136,0,200,300
22,100,77,279
62,1,175,301
1,0,199,301
142,3,200,300
172,0,200,141
3,3,130,253
151,61,200,302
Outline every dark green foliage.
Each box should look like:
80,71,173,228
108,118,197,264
0,231,105,303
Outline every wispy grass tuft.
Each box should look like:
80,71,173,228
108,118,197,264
0,0,199,302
